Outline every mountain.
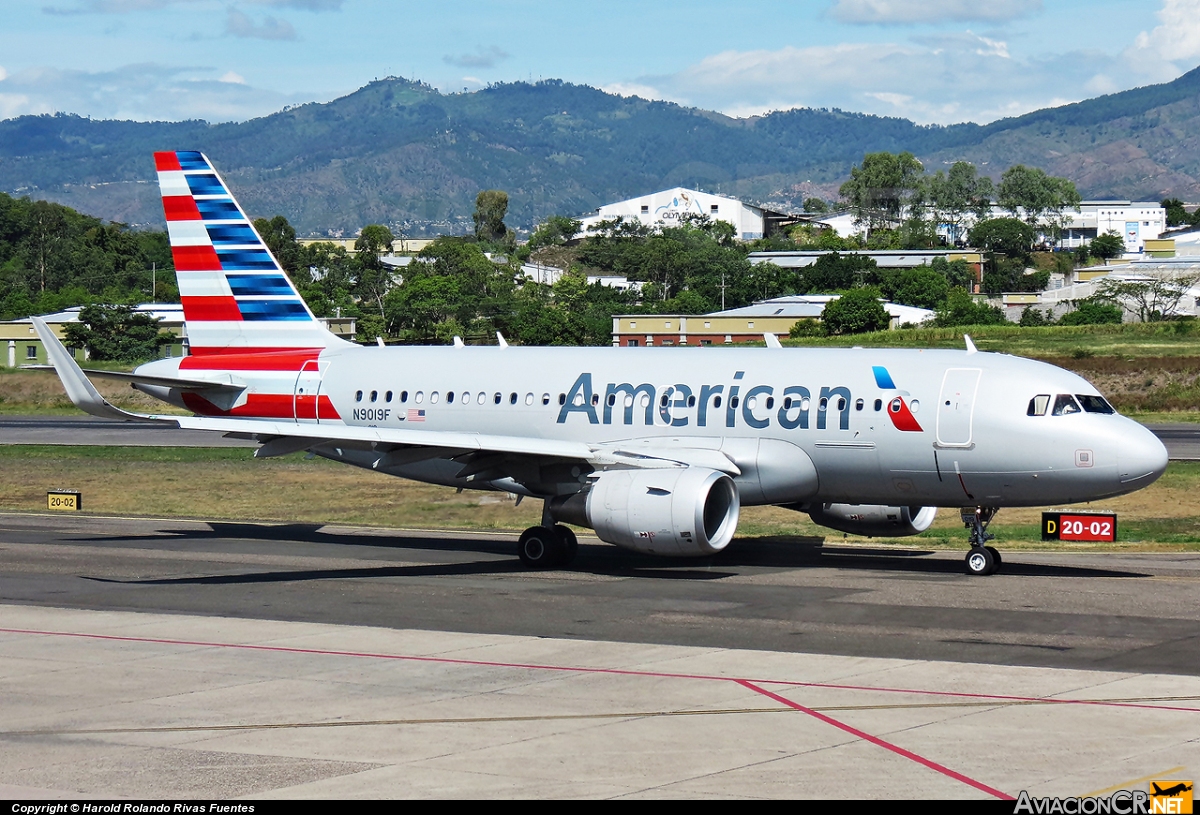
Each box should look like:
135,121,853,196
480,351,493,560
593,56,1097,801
1,68,1198,236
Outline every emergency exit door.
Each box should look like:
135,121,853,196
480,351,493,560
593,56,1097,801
936,368,981,447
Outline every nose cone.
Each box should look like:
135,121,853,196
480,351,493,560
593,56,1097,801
1119,420,1169,487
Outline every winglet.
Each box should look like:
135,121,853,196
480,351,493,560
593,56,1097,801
964,334,978,355
764,333,782,349
30,317,168,423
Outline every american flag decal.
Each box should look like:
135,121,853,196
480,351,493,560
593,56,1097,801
407,409,426,422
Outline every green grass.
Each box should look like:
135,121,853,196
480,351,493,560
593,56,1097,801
2,445,1199,551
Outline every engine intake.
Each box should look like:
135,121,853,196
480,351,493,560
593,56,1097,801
808,503,937,537
551,467,740,556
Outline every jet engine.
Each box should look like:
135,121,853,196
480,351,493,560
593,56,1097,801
550,467,740,556
807,503,937,537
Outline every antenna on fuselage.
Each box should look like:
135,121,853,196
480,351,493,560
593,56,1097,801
453,336,465,348
376,337,385,347
496,332,509,348
964,334,978,355
763,333,782,349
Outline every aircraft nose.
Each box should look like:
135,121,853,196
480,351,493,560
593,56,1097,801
1118,421,1169,486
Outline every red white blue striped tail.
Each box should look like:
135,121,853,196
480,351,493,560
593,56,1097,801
154,150,346,356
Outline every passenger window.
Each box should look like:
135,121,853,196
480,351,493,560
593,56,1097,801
415,391,424,404
494,393,502,405
447,391,455,404
783,397,792,409
542,393,550,406
430,392,440,404
558,393,566,406
713,396,722,408
591,394,599,405
385,391,393,403
855,398,863,411
525,393,534,406
370,391,378,402
1077,395,1115,414
478,392,486,405
1052,394,1081,416
400,391,408,403
1027,394,1050,416
355,390,363,402
765,397,774,409
874,399,882,411
509,392,518,405
687,395,696,407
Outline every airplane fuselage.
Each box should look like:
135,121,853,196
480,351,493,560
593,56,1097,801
138,344,1167,510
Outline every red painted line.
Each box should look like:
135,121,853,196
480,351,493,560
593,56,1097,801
2,627,1194,716
737,679,1013,800
162,195,201,221
154,151,182,172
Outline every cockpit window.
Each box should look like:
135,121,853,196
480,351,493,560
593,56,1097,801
1052,394,1082,416
1027,394,1051,416
1077,394,1115,414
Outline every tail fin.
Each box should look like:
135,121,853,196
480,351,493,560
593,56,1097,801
154,150,348,356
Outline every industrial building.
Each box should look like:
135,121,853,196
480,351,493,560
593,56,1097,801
578,188,798,241
611,295,934,347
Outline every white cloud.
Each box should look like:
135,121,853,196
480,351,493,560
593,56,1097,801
225,8,297,40
632,36,1126,125
0,63,320,122
219,71,246,84
829,0,1042,25
1125,0,1200,77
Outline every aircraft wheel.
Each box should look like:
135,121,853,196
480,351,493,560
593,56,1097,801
985,546,1003,573
965,546,996,576
553,525,578,567
518,526,563,569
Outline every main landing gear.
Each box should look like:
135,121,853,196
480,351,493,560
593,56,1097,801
517,524,578,569
961,507,1002,576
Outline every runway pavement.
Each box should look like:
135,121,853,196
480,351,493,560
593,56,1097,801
0,513,1198,798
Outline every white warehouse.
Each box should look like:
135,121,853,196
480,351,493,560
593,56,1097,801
577,188,794,241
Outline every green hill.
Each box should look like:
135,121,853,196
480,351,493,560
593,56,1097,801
1,68,1198,236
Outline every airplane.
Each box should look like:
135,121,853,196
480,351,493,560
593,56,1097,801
33,150,1170,577
1151,783,1192,797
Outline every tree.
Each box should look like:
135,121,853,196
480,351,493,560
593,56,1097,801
821,288,891,335
802,197,829,214
933,288,1006,327
1089,231,1125,261
997,165,1081,240
838,151,924,234
796,252,880,293
1161,198,1191,228
355,224,396,256
527,215,582,251
1059,297,1123,325
473,190,510,244
253,215,302,273
927,161,995,245
881,266,950,310
1096,274,1200,322
61,303,173,362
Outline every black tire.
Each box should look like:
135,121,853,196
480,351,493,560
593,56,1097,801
965,546,996,576
518,526,563,569
553,525,578,567
985,546,1003,573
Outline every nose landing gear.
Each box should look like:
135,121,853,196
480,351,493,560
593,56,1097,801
961,507,1002,576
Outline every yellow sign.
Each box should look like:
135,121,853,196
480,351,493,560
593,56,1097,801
47,491,81,511
1151,781,1194,814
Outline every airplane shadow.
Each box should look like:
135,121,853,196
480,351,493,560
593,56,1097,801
72,523,1151,584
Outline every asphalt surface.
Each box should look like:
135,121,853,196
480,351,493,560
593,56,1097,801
2,512,1198,677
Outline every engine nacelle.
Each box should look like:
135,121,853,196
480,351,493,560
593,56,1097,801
551,467,740,556
808,503,937,537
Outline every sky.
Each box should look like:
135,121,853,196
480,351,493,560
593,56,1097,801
1,0,1199,126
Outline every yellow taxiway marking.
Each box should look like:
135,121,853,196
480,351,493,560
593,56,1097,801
1082,766,1188,798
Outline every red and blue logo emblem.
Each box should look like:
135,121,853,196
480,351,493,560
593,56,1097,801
873,366,923,432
